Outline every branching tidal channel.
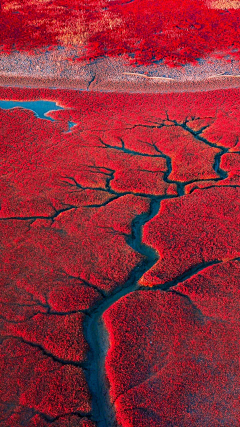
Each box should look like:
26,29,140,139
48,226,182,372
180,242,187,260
83,197,162,427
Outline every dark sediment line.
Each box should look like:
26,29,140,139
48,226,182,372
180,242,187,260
138,259,223,292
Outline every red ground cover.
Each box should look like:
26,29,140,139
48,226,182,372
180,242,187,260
0,86,239,425
1,1,240,65
0,339,91,420
103,261,240,426
2,411,95,427
140,186,240,286
185,152,240,193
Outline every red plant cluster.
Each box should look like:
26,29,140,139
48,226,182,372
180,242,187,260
103,260,240,426
0,85,240,425
1,0,240,65
3,312,88,362
176,259,240,321
185,152,240,192
3,410,94,427
118,124,220,182
140,186,240,286
0,339,91,422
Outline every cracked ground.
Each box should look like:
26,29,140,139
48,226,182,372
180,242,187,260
0,86,239,427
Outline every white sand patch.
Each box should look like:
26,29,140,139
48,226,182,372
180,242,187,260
206,0,240,9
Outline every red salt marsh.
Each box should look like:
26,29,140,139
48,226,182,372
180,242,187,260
0,86,239,426
103,261,240,426
140,186,240,287
1,0,240,67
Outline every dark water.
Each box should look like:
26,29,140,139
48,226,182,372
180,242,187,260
0,100,64,121
68,121,76,130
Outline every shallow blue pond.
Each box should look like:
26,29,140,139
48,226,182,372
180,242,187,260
0,100,64,121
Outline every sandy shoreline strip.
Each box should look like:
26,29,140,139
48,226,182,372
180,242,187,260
1,51,240,93
1,73,240,94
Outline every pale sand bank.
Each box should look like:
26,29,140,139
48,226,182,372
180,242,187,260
1,51,240,93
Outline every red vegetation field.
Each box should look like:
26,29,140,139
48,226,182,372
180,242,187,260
1,339,91,422
185,152,240,192
140,186,240,287
0,86,239,426
1,0,240,66
103,260,240,426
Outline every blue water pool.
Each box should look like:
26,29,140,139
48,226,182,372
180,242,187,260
0,100,64,121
